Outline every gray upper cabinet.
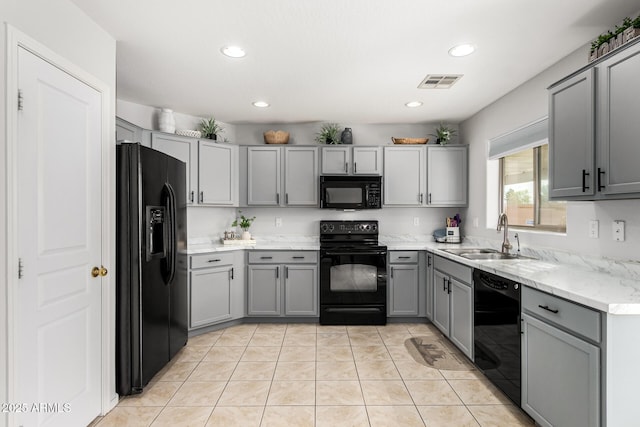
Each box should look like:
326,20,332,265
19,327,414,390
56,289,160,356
116,117,143,143
383,146,425,206
151,132,199,204
549,40,640,200
549,69,595,198
321,146,382,175
352,147,383,175
426,146,468,206
321,146,350,175
597,42,640,195
247,146,282,206
284,147,319,206
199,141,238,206
247,146,318,206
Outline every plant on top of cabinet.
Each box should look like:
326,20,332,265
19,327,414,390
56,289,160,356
200,116,224,140
430,123,457,145
589,15,640,62
315,123,341,144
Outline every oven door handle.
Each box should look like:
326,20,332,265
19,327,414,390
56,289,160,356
322,250,387,256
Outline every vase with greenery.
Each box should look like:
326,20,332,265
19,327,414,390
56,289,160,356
431,123,457,145
232,211,256,240
315,123,341,144
200,117,224,140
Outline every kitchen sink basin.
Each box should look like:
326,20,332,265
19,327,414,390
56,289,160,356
442,248,533,261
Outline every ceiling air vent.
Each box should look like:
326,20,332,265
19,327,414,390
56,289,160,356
418,74,463,89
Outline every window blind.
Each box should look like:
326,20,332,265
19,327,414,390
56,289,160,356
488,117,548,160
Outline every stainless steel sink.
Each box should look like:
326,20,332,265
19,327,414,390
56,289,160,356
442,248,533,261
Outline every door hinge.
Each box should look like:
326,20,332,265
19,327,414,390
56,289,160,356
18,258,24,279
18,89,24,111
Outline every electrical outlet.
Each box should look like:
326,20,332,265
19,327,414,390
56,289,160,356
473,217,479,228
413,217,420,226
613,220,625,241
588,220,599,238
275,217,282,228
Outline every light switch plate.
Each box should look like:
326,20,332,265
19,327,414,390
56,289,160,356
413,217,420,226
275,217,282,228
613,220,625,241
589,220,599,238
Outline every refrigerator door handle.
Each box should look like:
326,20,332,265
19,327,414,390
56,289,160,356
163,182,177,285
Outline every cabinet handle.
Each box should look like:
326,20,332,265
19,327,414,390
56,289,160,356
398,256,411,259
345,162,348,173
448,279,451,294
354,162,357,173
190,191,194,203
598,168,605,191
230,267,234,280
582,169,590,192
286,193,289,204
428,193,432,204
292,256,305,259
276,193,280,204
260,256,273,260
419,193,423,204
199,191,204,203
390,267,394,278
208,259,221,263
285,266,289,279
427,255,432,267
276,266,279,278
538,304,559,314
443,277,447,291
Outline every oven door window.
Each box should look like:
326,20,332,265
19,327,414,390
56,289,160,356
330,264,377,292
325,187,363,205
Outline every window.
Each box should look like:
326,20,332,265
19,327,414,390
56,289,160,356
499,144,566,232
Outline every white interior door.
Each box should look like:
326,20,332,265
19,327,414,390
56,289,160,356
15,47,103,427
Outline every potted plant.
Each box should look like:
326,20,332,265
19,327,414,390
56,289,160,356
232,211,256,240
315,123,341,144
200,117,224,140
431,123,457,144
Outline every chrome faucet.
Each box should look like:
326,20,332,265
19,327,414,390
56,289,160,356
497,213,512,254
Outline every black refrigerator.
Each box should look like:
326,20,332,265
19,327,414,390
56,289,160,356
116,143,188,396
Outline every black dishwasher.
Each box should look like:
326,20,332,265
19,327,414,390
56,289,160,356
473,269,521,406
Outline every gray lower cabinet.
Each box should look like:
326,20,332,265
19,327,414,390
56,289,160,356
189,252,243,330
425,252,434,320
388,251,419,316
246,146,318,206
521,287,601,427
432,255,473,359
247,251,318,317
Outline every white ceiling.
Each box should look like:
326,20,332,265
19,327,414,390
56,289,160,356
72,0,640,124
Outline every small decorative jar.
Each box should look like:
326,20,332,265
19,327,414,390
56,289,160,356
159,108,176,133
241,230,252,240
341,127,353,145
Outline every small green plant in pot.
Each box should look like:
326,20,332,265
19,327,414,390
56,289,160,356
431,123,457,145
200,117,224,140
315,123,341,144
232,211,256,240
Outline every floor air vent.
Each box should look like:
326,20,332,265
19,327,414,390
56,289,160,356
418,74,463,89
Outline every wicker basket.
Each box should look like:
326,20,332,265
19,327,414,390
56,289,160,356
391,137,429,144
264,130,290,144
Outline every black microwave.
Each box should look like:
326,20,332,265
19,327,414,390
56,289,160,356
320,176,382,209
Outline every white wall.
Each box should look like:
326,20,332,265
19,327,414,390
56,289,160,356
460,42,640,263
1,1,116,425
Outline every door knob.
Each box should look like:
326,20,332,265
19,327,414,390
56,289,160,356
92,266,108,277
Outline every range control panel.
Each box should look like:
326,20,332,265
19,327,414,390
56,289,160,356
320,220,379,235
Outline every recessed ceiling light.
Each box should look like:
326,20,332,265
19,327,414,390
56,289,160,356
252,101,270,108
221,46,246,58
448,44,475,57
405,101,423,108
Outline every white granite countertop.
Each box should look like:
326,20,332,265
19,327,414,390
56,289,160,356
187,234,640,315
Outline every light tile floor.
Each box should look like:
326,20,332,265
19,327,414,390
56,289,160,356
95,323,535,427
